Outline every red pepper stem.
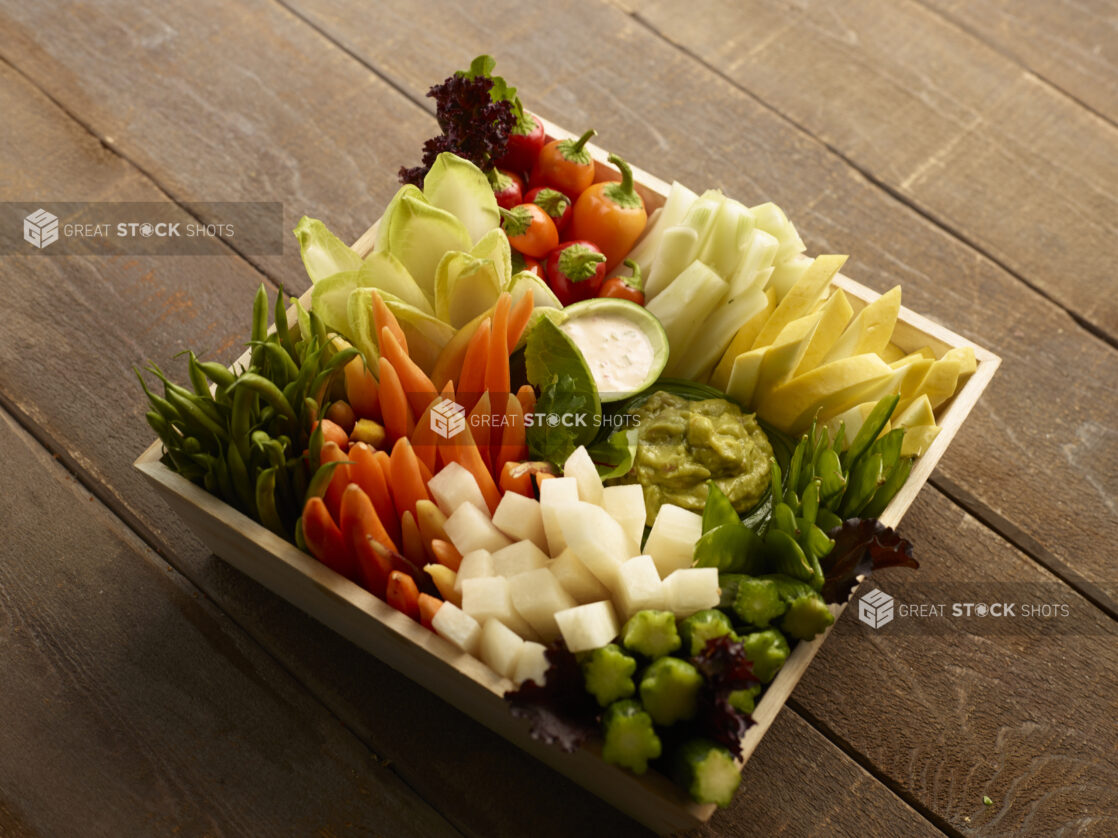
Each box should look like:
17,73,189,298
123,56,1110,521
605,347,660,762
558,244,606,282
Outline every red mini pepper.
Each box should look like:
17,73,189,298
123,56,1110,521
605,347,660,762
501,203,559,259
530,129,597,198
524,186,573,234
545,240,607,306
496,110,547,175
599,260,646,306
569,154,648,272
490,169,524,210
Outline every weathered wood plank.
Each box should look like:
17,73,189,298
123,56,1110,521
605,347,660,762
633,0,1118,340
0,53,941,837
793,488,1118,836
283,0,1118,608
0,0,434,292
918,0,1118,123
0,409,460,838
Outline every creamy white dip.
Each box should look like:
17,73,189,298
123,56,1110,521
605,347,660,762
560,314,656,397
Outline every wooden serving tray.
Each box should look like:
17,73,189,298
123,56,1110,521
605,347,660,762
134,117,1000,834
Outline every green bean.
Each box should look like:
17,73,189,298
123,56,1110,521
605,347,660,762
293,517,307,552
304,459,349,504
786,442,804,508
196,358,237,391
182,437,202,455
227,373,297,426
145,410,169,437
226,440,256,515
165,388,227,442
255,467,286,537
252,338,299,385
274,284,296,359
135,368,180,426
186,352,210,397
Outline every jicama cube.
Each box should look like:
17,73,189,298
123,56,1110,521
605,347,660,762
460,576,535,639
644,504,703,577
491,540,549,578
491,492,548,552
444,502,512,555
539,476,579,555
479,618,526,680
430,602,481,655
614,555,665,619
559,501,637,590
453,549,493,592
548,549,611,604
601,484,647,551
427,461,488,517
563,446,604,505
508,567,577,642
554,601,621,653
663,568,720,617
513,641,549,687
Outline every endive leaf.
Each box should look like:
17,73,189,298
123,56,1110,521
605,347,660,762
293,216,362,283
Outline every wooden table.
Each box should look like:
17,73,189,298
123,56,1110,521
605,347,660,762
1,1,1115,835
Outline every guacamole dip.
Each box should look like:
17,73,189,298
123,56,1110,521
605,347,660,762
622,391,773,524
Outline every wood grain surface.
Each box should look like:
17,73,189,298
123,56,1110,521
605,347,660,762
919,0,1118,123
0,0,1114,834
0,31,939,838
633,0,1118,340
0,409,460,838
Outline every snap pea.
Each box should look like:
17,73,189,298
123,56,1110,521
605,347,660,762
841,452,884,519
842,394,898,472
817,448,846,506
859,455,913,520
771,502,799,538
274,285,296,359
800,478,820,526
764,529,815,584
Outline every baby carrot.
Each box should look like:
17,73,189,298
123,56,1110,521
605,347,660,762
458,317,490,414
386,570,420,621
417,592,443,631
506,291,535,352
302,496,358,581
495,393,527,476
379,325,437,417
377,357,415,443
487,293,511,397
312,418,349,451
409,398,442,476
468,392,493,472
371,290,407,355
429,538,463,572
339,482,397,554
344,357,381,421
389,438,431,520
499,460,534,498
318,440,350,524
347,442,400,546
516,383,537,418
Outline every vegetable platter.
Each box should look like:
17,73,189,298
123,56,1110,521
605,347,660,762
134,59,1000,834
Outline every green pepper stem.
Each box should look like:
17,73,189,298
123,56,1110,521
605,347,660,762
603,154,644,210
571,128,596,153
